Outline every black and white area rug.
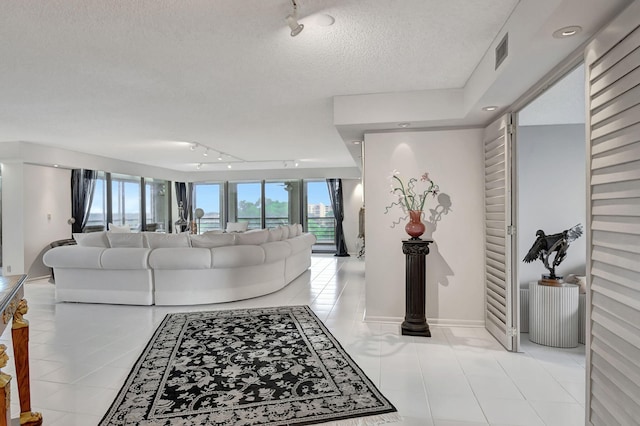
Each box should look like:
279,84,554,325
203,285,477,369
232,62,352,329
100,305,399,425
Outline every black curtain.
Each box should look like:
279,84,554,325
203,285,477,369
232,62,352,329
71,169,97,233
174,182,194,232
326,178,350,257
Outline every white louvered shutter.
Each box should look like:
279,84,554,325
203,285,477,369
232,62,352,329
585,2,640,424
484,114,517,351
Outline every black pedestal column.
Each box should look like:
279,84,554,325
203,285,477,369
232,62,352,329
401,239,433,337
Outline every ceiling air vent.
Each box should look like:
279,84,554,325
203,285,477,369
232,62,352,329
495,33,508,70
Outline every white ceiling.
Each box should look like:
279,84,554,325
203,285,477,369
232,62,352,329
0,0,631,174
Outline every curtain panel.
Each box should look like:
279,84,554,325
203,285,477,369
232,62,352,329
70,169,97,233
326,178,350,257
174,182,194,232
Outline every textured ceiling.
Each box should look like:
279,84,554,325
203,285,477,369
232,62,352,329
0,0,518,172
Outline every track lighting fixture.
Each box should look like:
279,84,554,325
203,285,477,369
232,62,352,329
285,0,304,37
196,163,202,170
190,143,197,151
203,149,209,157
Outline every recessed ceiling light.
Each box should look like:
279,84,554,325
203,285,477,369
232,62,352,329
53,164,59,168
315,14,335,27
398,122,411,128
352,140,361,145
227,163,232,169
553,26,582,39
294,161,300,167
482,106,498,111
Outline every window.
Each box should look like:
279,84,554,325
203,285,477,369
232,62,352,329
305,180,335,244
265,181,300,227
111,173,141,231
193,183,224,232
229,182,261,230
86,171,107,231
144,178,168,232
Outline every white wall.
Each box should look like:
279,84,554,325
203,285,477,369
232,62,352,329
342,178,363,255
23,164,72,278
1,163,71,277
517,124,586,284
2,162,25,275
364,128,485,325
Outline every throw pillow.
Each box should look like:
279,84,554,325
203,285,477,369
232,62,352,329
267,228,283,242
279,225,290,239
235,229,269,245
144,233,191,249
288,224,298,238
108,223,131,233
73,231,110,248
190,233,236,248
226,221,249,233
296,223,303,235
202,230,224,235
107,233,146,248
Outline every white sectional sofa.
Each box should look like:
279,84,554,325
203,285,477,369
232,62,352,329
43,225,316,306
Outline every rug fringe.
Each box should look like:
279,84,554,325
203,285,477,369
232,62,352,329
322,412,403,426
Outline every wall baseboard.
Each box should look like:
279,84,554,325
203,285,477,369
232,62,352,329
363,313,484,328
26,274,51,282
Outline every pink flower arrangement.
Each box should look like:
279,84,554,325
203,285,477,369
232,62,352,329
385,170,439,214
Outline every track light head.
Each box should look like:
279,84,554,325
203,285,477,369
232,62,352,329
190,143,197,151
203,149,209,157
286,0,304,37
286,15,304,36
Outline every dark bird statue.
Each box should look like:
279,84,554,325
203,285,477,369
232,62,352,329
523,224,583,280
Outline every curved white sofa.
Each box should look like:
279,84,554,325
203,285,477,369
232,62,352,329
43,227,316,306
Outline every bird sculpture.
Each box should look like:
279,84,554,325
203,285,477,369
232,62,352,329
523,224,583,280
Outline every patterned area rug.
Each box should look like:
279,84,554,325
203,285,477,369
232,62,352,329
100,306,399,425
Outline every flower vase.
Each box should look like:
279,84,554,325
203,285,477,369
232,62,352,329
405,210,425,239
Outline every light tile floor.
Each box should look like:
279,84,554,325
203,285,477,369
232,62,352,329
0,255,586,425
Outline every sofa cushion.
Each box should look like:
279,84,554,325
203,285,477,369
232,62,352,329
288,224,299,238
108,223,131,233
107,233,146,248
286,233,316,253
144,232,191,249
267,228,283,242
73,231,110,248
211,245,265,268
235,229,269,245
202,230,224,235
296,223,303,235
261,241,292,263
149,248,212,269
101,248,151,270
226,221,249,233
43,246,105,269
279,225,290,239
190,233,236,248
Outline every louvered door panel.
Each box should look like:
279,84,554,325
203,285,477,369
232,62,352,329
586,3,640,424
484,114,516,351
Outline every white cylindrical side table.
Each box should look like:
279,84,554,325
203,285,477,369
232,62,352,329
529,281,579,348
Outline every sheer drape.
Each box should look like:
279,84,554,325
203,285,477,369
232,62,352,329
174,182,194,232
71,169,97,233
326,178,350,257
